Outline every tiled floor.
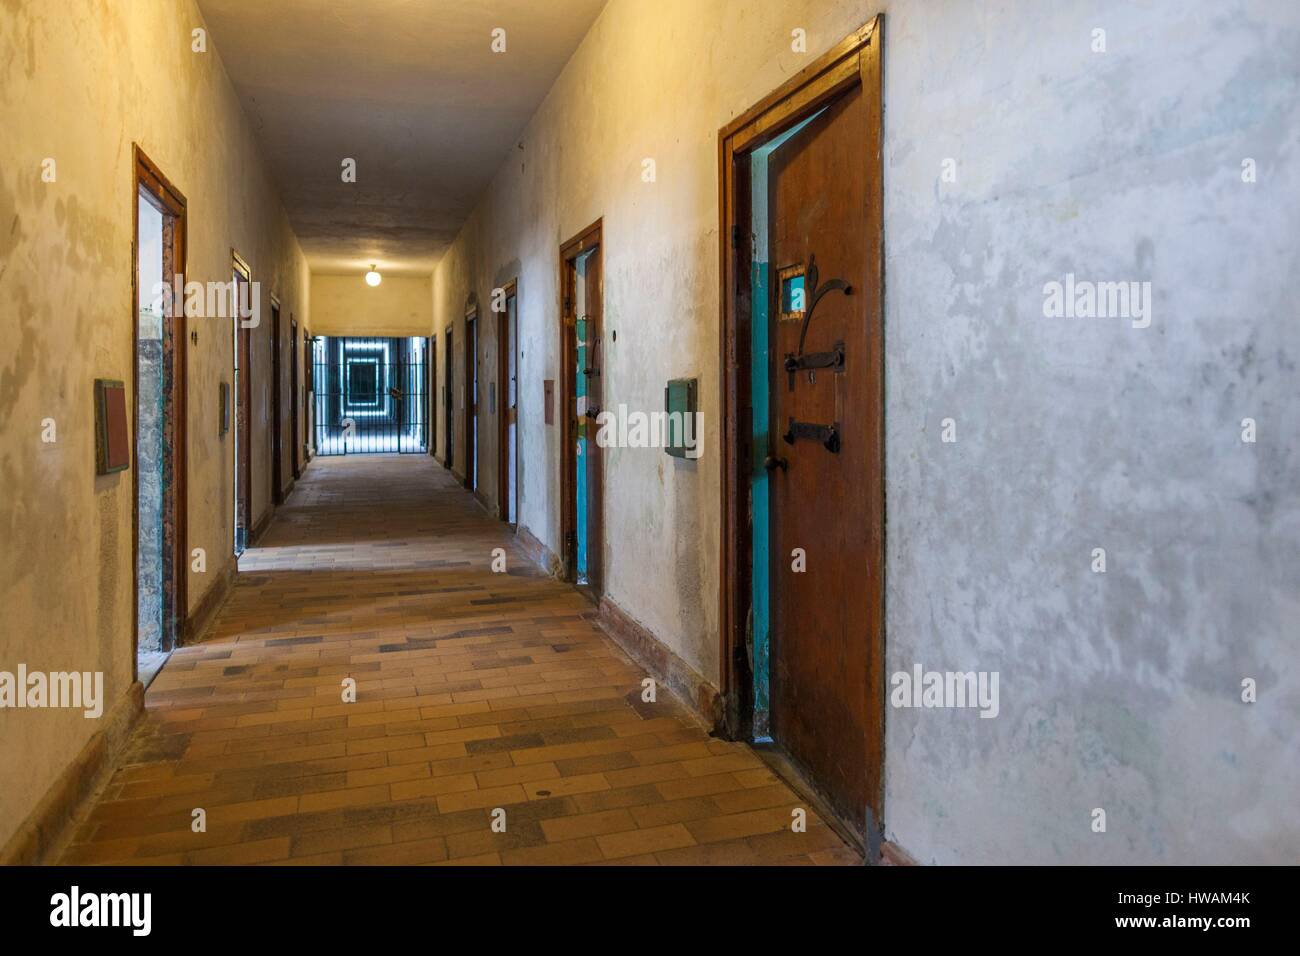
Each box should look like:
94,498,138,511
59,454,859,866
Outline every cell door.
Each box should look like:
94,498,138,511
765,80,883,834
465,314,478,489
499,287,519,526
444,327,454,464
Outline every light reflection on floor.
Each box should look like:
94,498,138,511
315,432,427,455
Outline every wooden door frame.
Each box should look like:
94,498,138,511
444,326,454,466
270,298,283,505
290,315,300,480
303,327,313,465
427,334,437,457
497,279,518,523
716,17,885,814
558,219,602,585
131,146,188,675
232,249,253,555
463,302,478,490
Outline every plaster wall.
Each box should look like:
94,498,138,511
311,274,433,338
433,0,1300,863
0,0,309,848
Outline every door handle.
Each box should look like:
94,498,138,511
763,455,787,472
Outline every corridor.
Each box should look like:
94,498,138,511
4,0,1297,880
57,456,857,866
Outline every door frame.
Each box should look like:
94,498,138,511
270,298,283,504
497,279,518,524
131,146,188,677
558,219,602,590
716,17,885,819
290,315,300,480
232,249,253,555
463,302,478,490
427,334,437,457
444,326,454,466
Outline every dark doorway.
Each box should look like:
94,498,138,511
311,336,429,454
464,309,478,491
718,18,885,849
270,300,283,505
232,252,252,557
444,327,454,466
133,147,188,686
560,220,603,596
498,281,519,526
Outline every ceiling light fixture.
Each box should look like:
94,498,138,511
365,264,382,287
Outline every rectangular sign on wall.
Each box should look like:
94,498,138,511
94,378,129,475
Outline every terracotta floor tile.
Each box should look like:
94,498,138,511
57,456,860,868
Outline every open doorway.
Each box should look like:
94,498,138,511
498,281,519,526
231,252,252,556
132,146,188,686
560,220,603,596
464,307,478,491
717,18,885,851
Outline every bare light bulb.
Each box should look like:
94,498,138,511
365,264,382,287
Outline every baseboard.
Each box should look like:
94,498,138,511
0,680,144,865
515,524,563,578
249,506,274,547
183,562,235,646
596,596,723,732
880,841,919,865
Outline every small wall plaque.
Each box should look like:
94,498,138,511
664,377,699,459
94,378,129,475
544,379,555,425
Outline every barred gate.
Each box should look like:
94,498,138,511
312,336,429,454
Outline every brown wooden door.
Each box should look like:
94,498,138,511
767,83,883,833
270,303,282,505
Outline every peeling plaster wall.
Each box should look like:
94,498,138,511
311,274,432,339
879,0,1300,865
434,0,1299,863
0,0,309,848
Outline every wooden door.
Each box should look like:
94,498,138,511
766,82,883,831
579,251,603,593
270,303,282,504
444,327,454,464
497,285,518,523
290,317,300,479
465,314,477,489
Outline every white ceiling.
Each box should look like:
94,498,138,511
197,0,608,276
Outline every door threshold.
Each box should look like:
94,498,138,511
137,649,172,690
749,740,870,862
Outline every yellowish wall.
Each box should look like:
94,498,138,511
0,0,308,848
432,0,875,685
310,274,432,338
